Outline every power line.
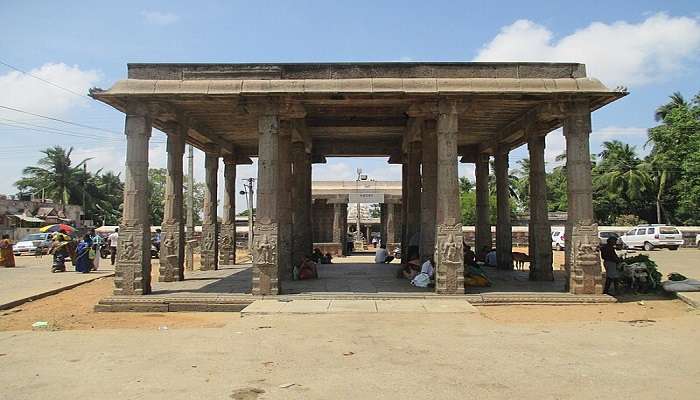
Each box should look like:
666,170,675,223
0,119,165,144
0,59,108,106
0,104,123,135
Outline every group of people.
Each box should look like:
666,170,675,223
50,229,106,273
379,238,492,288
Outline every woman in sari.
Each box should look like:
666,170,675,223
0,234,15,267
75,235,93,273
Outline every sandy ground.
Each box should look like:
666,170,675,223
1,309,699,399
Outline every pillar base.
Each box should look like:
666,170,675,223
567,222,603,294
113,223,151,295
219,223,236,265
158,222,184,282
200,223,218,271
435,223,464,294
251,222,279,295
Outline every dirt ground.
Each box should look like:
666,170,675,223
1,271,695,331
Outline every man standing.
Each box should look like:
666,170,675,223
108,228,119,266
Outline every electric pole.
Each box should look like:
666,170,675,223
244,178,255,250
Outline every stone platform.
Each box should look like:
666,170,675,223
240,298,479,314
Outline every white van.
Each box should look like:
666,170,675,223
620,225,684,251
551,228,565,251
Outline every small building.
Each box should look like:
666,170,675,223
0,195,83,239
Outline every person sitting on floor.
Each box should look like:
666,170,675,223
485,248,497,267
322,252,333,264
476,245,490,263
311,248,324,263
374,244,395,264
411,255,435,287
398,256,422,280
463,244,477,267
294,255,319,280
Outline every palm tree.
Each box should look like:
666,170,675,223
595,140,651,202
15,146,90,205
654,92,688,122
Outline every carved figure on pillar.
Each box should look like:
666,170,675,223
435,223,464,294
252,222,279,295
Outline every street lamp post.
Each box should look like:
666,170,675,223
240,177,255,251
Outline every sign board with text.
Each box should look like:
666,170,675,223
349,193,385,203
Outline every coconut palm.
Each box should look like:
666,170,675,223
15,146,90,205
654,92,688,122
595,141,651,202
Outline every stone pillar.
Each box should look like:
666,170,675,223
564,99,603,294
528,134,554,281
159,125,185,282
475,153,492,253
219,156,237,266
434,99,464,294
252,104,280,295
400,163,408,260
405,118,422,260
114,103,152,295
332,202,344,245
200,151,219,271
495,147,513,270
420,124,437,260
385,203,396,246
291,141,312,264
341,201,349,255
277,125,293,280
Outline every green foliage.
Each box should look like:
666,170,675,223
237,208,256,217
622,254,662,287
149,169,206,225
15,146,123,225
613,214,646,226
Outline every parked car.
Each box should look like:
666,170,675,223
620,225,684,251
551,229,565,251
598,231,623,248
696,233,699,248
13,232,52,256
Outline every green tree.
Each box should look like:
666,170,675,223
654,91,688,122
595,140,651,202
15,146,90,205
647,94,700,224
147,168,167,226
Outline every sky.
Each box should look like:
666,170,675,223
1,1,699,213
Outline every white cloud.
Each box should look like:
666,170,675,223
0,63,100,121
141,10,180,25
474,13,700,87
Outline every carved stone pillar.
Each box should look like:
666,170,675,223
114,103,152,295
332,202,344,245
405,118,422,260
291,142,312,263
400,163,408,260
251,104,280,295
277,123,293,280
385,203,397,246
341,201,349,255
200,151,219,271
564,99,602,294
420,124,437,260
159,124,185,282
219,156,237,266
475,153,492,253
528,133,554,281
434,99,464,294
495,147,513,270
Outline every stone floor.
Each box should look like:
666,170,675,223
0,255,114,309
149,256,565,296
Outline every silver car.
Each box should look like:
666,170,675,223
13,233,52,256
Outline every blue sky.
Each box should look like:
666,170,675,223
1,1,699,212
